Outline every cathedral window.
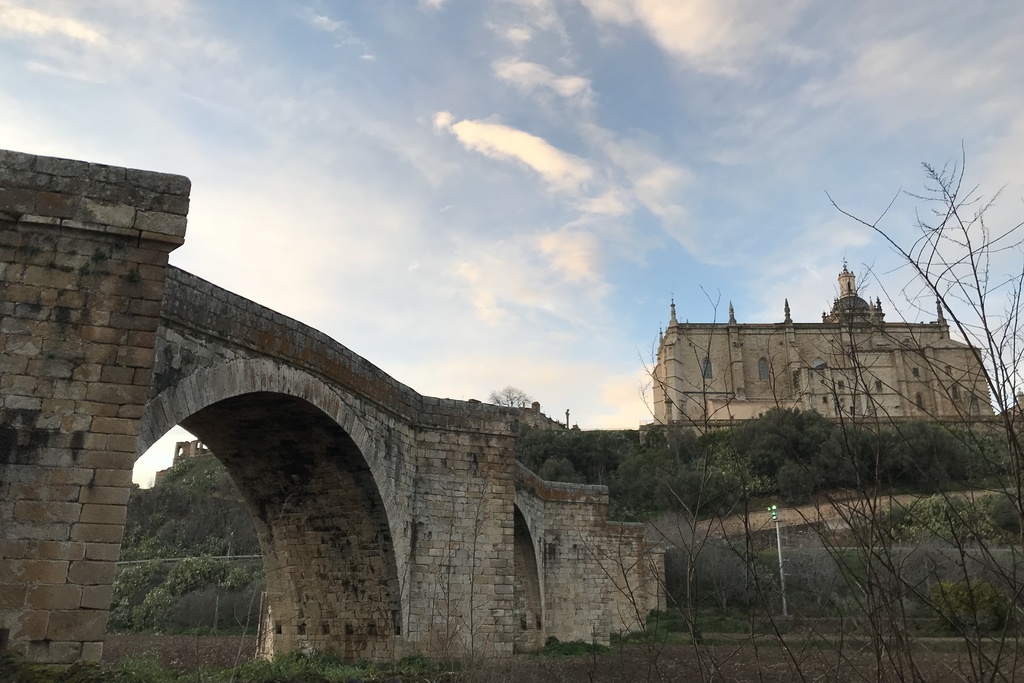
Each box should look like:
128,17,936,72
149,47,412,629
951,385,960,401
915,393,924,410
970,394,980,413
758,358,768,380
875,380,882,392
912,367,920,378
812,358,827,369
702,357,713,380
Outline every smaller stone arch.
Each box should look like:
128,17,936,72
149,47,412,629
511,502,544,652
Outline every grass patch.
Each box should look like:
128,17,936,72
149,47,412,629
532,636,610,657
0,649,446,683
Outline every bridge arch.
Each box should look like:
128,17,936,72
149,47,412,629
138,358,405,660
511,497,544,652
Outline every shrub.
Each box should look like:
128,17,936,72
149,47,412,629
930,579,1010,634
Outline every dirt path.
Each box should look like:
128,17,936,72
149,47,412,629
647,489,990,547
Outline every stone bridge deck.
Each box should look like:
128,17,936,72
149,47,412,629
0,148,663,664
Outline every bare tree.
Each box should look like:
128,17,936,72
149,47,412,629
606,155,1024,682
488,385,534,408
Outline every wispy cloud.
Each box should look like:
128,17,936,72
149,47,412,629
309,13,342,32
435,111,593,193
579,0,803,73
493,58,591,100
0,2,107,44
537,229,603,283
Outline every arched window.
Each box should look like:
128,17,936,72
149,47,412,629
702,357,713,380
915,393,924,411
813,358,827,370
951,385,960,401
758,358,768,380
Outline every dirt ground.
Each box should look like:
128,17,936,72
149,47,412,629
103,634,1022,682
104,633,257,671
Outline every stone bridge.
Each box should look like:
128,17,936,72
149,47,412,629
0,149,663,664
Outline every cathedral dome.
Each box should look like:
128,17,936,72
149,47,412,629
824,263,876,323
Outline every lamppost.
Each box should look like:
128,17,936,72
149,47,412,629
768,504,788,617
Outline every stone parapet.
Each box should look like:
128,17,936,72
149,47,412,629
0,150,189,247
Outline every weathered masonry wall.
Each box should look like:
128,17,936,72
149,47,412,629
0,148,662,665
515,465,665,644
0,149,188,663
143,268,526,660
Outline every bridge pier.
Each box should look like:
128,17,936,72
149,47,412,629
0,150,189,662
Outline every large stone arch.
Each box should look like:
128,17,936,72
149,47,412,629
138,357,406,660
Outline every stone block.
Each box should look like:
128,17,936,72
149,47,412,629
31,541,86,561
79,503,127,525
85,382,147,405
79,486,130,506
103,434,140,454
60,413,93,432
14,610,49,641
0,559,69,584
125,168,190,195
97,365,134,384
13,501,81,525
81,641,103,662
47,610,108,641
35,192,76,218
135,210,187,237
70,523,123,544
84,542,121,562
90,417,137,436
34,156,89,177
91,469,133,487
0,149,35,169
79,199,136,228
80,325,127,345
26,584,82,609
67,560,116,585
85,163,125,183
77,450,134,470
115,345,155,368
0,583,27,609
46,467,98,486
28,640,82,664
7,483,80,503
0,187,37,213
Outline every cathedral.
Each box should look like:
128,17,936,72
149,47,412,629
652,264,993,425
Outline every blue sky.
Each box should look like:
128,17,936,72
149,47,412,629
2,1,1023,484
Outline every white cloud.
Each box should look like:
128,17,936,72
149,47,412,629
310,13,342,32
537,229,603,283
493,58,591,99
433,110,454,131
578,0,803,73
504,26,532,45
421,0,446,9
0,2,107,44
575,190,629,217
439,113,594,192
